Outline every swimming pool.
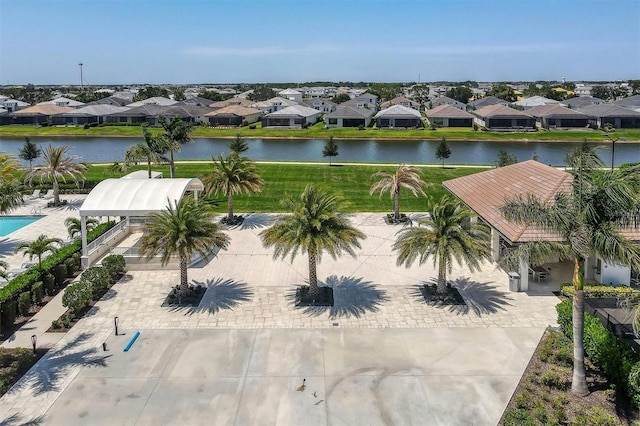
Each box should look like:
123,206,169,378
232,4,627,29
0,216,44,237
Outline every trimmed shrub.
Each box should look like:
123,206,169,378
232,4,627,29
81,266,110,300
1,300,18,326
32,281,44,305
64,258,77,277
560,283,639,298
18,291,31,317
71,252,81,271
629,362,640,409
62,282,91,314
502,409,536,426
42,272,55,296
102,254,126,282
54,264,68,289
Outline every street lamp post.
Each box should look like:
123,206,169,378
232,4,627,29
603,133,628,170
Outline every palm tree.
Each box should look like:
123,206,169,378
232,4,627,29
158,115,194,178
393,195,491,294
65,217,99,239
369,164,427,221
124,126,168,178
201,153,264,223
138,196,230,294
229,134,248,154
18,137,42,171
499,153,640,396
0,153,23,214
25,144,87,206
0,260,8,280
0,152,19,178
259,184,366,299
14,234,63,271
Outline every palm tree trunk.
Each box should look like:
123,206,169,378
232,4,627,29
393,190,400,221
437,251,447,294
169,150,175,178
179,256,189,294
53,178,60,205
147,159,152,179
571,257,589,396
227,193,234,222
308,250,319,298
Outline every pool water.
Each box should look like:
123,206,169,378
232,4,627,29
0,216,44,236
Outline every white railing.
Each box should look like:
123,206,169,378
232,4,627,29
110,246,140,256
87,218,129,255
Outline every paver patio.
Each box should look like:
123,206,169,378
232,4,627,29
0,211,562,425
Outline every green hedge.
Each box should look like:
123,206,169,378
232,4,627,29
560,283,640,298
557,300,640,404
0,222,114,332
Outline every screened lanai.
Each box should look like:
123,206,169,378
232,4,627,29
79,178,204,268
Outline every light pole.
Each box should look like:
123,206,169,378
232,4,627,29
603,133,628,170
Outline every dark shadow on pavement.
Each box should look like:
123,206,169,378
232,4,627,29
9,332,110,397
0,412,45,426
450,276,513,316
50,198,83,211
0,236,27,258
170,277,254,315
290,275,390,319
240,213,275,230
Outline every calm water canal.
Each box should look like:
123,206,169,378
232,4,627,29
0,136,637,166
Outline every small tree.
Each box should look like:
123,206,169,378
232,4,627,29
13,234,62,271
435,137,451,168
81,266,111,299
322,136,339,166
369,164,427,222
18,137,42,171
62,282,92,315
65,217,99,239
495,149,517,167
102,254,126,281
229,134,249,154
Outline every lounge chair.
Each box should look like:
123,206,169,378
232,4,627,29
28,189,41,199
42,189,54,199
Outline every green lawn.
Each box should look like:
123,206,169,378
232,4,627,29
2,123,639,142
84,162,483,213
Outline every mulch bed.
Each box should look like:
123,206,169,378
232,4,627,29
0,289,63,343
295,286,334,307
161,284,206,307
384,213,409,225
221,215,245,226
419,283,466,306
0,347,47,397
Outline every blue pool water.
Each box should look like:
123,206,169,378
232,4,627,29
0,216,44,236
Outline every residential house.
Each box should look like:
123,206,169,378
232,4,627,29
578,104,640,129
205,105,262,127
278,89,304,103
424,105,474,127
431,96,466,111
10,105,73,125
563,96,606,109
574,84,593,97
513,96,564,109
209,97,255,110
467,96,509,110
53,105,131,126
340,95,378,111
1,98,30,112
126,96,178,107
85,96,131,107
262,105,321,128
303,99,337,113
108,104,212,125
526,105,590,129
38,97,85,108
472,105,536,130
380,96,421,110
324,106,374,128
374,105,422,128
613,95,640,111
252,97,299,114
176,96,216,107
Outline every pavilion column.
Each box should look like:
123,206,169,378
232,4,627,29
490,227,501,262
519,257,529,292
81,216,88,270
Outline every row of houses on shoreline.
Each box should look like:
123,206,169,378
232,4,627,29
1,90,640,131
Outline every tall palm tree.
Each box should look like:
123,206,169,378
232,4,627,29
138,196,230,294
158,115,194,178
14,234,63,271
369,164,427,221
500,154,640,396
25,144,87,206
259,184,366,298
0,152,20,178
65,217,99,239
394,195,491,294
124,126,168,178
201,153,264,223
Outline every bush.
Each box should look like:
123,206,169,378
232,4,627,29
557,299,640,404
18,292,31,317
628,362,640,408
1,300,18,326
42,272,55,296
249,124,256,129
54,264,67,289
541,369,565,389
502,409,536,426
51,319,62,329
64,258,77,277
80,266,110,300
560,283,639,298
573,406,621,426
62,282,91,314
31,281,44,305
101,255,126,282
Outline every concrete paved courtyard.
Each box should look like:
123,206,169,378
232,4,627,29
0,211,561,425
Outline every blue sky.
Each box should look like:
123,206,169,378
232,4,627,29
1,0,638,84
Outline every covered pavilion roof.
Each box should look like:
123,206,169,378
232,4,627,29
80,178,203,217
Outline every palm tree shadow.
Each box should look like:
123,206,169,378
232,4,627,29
239,213,275,230
450,277,513,316
168,277,254,315
8,332,110,397
0,412,45,425
0,236,26,257
52,198,83,211
288,275,390,318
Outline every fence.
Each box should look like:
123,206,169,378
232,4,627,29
86,218,129,256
